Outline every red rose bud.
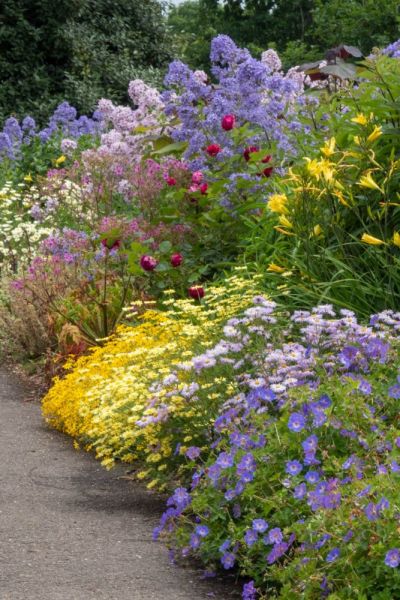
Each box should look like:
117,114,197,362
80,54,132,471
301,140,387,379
206,144,221,157
188,285,205,299
101,238,121,250
261,155,273,177
262,166,274,177
243,146,259,161
166,176,176,186
140,255,158,271
221,114,235,131
170,253,183,267
200,182,208,194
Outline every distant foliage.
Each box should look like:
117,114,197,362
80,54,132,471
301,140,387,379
0,0,171,122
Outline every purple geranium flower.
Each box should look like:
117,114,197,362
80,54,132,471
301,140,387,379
252,518,268,533
288,412,306,432
267,527,283,544
385,548,400,568
285,460,303,476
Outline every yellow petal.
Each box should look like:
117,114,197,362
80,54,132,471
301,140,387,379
361,233,385,246
321,137,336,157
279,215,293,229
367,126,382,143
274,226,295,236
351,113,368,126
358,173,382,192
55,155,66,165
268,194,288,214
393,232,400,247
267,263,286,273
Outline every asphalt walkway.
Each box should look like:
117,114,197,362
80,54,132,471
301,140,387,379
0,368,238,600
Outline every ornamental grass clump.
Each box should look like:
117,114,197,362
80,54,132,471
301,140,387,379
155,302,400,598
42,272,262,478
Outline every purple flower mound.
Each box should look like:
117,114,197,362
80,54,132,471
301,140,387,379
154,300,400,597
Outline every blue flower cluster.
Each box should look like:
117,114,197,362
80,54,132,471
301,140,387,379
0,102,103,161
162,35,306,171
153,301,400,598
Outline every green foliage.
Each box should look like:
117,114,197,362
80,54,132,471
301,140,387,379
167,0,400,72
0,0,171,122
312,0,400,55
252,54,400,316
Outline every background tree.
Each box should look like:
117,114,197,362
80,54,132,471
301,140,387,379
0,0,171,122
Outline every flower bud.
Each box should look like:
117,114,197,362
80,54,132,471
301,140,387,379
188,286,205,299
170,253,183,267
206,144,221,157
140,255,158,271
221,114,235,131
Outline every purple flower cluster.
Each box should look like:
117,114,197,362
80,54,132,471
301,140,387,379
382,39,400,58
162,35,305,171
0,102,103,162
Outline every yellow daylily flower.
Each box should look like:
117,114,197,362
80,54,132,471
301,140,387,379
367,125,383,143
358,172,382,192
24,174,33,182
353,135,361,146
305,158,335,182
361,233,385,246
279,215,293,229
267,263,286,273
55,155,66,166
393,232,400,247
351,113,368,126
268,193,288,214
321,137,336,157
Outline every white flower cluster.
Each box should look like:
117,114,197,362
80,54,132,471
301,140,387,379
0,182,54,268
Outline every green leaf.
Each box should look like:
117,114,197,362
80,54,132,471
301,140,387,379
158,240,173,253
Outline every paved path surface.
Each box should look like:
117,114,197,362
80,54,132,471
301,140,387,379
0,369,239,600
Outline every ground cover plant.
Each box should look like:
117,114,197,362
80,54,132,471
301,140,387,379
1,32,400,600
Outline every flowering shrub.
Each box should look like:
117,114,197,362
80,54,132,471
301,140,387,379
154,301,400,598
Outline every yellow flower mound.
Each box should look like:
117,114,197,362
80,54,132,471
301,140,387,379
42,272,262,480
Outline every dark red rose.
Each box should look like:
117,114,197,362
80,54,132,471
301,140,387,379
101,238,121,251
206,144,221,157
188,286,205,299
170,253,183,267
200,183,208,194
140,255,158,271
261,155,273,177
262,166,274,177
221,114,236,131
166,176,177,186
243,146,259,161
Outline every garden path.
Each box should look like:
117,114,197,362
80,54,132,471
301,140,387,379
0,368,238,600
